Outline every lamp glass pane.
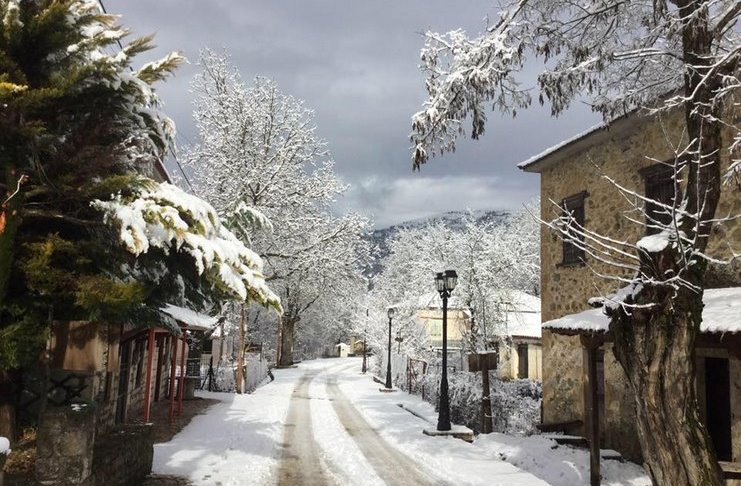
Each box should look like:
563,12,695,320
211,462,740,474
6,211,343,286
435,272,445,292
445,270,458,290
388,307,395,319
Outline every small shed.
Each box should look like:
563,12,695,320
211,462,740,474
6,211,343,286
335,342,351,358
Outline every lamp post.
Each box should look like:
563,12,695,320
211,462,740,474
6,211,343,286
385,307,395,389
435,269,458,431
362,327,367,374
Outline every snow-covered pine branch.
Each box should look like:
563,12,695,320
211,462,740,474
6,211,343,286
93,179,281,310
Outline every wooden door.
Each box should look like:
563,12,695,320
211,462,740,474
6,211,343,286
705,357,732,461
115,341,131,424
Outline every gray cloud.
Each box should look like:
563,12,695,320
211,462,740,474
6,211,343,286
114,0,600,227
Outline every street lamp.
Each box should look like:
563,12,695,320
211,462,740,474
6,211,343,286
362,327,367,374
385,307,395,389
435,269,458,431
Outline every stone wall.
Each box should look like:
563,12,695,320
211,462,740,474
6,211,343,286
36,404,96,486
92,424,153,486
537,108,740,461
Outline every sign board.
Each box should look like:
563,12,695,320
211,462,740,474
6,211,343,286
467,352,498,372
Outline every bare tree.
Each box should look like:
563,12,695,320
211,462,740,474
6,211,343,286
411,1,739,484
184,51,371,367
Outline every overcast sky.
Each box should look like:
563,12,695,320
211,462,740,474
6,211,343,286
114,0,600,228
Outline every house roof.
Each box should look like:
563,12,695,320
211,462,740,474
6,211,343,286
416,291,469,310
416,289,539,312
543,287,741,335
516,107,656,174
417,290,542,338
161,304,218,331
499,309,542,339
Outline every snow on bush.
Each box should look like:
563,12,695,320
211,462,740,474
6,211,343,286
93,179,281,309
415,368,541,435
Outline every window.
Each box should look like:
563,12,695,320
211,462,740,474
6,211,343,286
203,338,213,354
561,192,587,265
642,163,676,234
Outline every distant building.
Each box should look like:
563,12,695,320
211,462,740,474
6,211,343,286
335,342,351,358
415,290,542,380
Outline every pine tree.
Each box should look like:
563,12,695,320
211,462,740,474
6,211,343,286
0,0,278,440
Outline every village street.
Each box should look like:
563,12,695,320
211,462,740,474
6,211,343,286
152,358,650,486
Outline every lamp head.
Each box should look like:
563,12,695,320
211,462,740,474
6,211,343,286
444,269,458,291
435,272,445,293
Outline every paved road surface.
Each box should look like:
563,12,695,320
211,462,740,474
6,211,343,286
277,371,335,485
326,375,438,486
277,366,440,485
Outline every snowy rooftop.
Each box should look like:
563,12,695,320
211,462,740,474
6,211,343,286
161,304,218,331
417,291,468,310
544,287,741,335
517,123,604,171
417,290,542,338
499,310,542,339
417,289,539,313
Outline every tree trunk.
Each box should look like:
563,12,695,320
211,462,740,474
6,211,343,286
278,317,296,367
0,167,22,309
608,3,726,483
611,282,723,485
0,370,17,444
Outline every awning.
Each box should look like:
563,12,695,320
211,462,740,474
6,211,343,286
544,287,741,335
161,304,219,331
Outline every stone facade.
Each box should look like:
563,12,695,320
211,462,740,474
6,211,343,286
525,108,741,463
92,424,154,486
37,323,179,484
36,404,96,486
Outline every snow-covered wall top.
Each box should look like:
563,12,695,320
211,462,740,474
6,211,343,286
544,287,741,335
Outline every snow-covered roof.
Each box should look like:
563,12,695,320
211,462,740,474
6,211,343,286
161,304,218,331
544,287,741,335
517,123,605,171
500,310,542,339
416,290,539,312
416,291,469,310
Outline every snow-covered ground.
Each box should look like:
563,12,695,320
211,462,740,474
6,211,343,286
153,357,650,485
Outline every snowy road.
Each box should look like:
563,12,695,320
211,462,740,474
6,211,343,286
153,358,648,486
277,370,333,485
325,373,437,486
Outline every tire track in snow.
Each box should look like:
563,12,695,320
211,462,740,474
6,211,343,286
326,374,439,486
277,370,335,486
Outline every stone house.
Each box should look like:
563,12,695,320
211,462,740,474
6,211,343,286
519,108,740,472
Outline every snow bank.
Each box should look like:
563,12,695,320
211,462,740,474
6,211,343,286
152,366,305,485
474,433,651,486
